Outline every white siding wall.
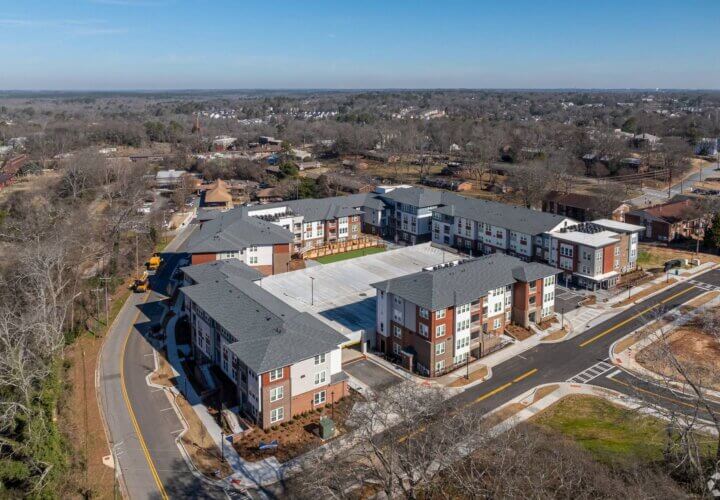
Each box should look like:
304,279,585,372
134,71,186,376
244,244,273,267
376,291,391,339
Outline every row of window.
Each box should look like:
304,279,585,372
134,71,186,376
269,390,328,424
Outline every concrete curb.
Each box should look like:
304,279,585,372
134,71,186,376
609,292,720,403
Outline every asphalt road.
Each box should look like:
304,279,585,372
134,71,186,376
98,224,233,499
102,219,720,498
447,269,720,415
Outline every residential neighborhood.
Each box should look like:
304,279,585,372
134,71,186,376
2,3,720,497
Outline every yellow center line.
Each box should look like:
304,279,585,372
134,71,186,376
512,368,538,383
397,368,539,443
606,375,695,409
579,286,695,348
473,382,513,403
120,294,170,500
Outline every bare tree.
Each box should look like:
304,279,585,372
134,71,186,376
626,308,720,493
296,382,484,499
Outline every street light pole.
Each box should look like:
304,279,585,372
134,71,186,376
310,276,315,306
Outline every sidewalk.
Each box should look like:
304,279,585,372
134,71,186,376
609,292,720,402
158,294,286,489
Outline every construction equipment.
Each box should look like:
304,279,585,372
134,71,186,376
146,253,163,271
130,271,149,293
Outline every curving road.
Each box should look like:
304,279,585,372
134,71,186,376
99,219,719,498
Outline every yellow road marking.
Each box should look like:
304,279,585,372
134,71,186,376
398,368,538,443
473,382,513,403
579,286,695,348
120,295,169,500
512,368,538,383
606,375,695,409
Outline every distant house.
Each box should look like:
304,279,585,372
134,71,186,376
631,133,661,149
624,198,709,242
212,136,237,151
155,169,188,188
253,187,284,204
420,177,473,192
320,172,375,194
542,191,629,222
200,179,234,210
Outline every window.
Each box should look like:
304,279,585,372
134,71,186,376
435,309,446,319
456,336,470,350
419,323,429,338
456,303,470,314
249,256,258,264
269,386,283,402
393,343,402,356
456,318,470,331
435,360,445,372
435,342,445,355
435,324,446,337
269,368,283,381
493,318,501,329
270,407,284,423
494,302,502,313
393,325,402,338
614,246,620,256
314,371,327,385
419,307,429,319
544,276,555,286
314,353,326,365
393,309,403,322
313,391,326,406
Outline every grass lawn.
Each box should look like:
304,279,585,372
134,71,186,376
315,246,386,264
533,395,715,465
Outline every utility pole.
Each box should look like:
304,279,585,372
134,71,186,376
99,277,111,326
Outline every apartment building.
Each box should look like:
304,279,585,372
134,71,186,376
430,194,574,258
185,210,293,274
186,186,640,287
371,254,558,377
181,263,349,430
545,220,643,290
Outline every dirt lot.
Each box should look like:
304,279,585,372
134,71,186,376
234,391,362,463
637,326,720,391
61,333,117,498
638,244,720,269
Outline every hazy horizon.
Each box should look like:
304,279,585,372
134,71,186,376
1,0,719,90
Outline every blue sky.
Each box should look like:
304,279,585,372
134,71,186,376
1,0,719,90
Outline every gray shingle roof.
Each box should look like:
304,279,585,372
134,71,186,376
381,187,443,208
181,276,346,373
371,253,559,311
434,192,572,235
185,210,293,253
181,259,263,285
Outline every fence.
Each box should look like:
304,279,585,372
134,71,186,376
301,236,385,259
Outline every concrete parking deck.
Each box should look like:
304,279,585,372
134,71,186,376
260,243,458,343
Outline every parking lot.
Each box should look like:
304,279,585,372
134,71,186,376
343,358,403,391
554,285,585,312
260,243,457,343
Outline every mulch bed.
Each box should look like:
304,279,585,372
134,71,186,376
233,390,362,463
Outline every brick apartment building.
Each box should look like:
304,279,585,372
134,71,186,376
181,260,349,430
371,254,559,377
185,185,642,288
545,219,643,290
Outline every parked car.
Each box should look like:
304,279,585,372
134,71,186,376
663,259,683,272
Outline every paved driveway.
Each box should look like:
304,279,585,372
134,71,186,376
554,285,584,312
343,359,402,390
